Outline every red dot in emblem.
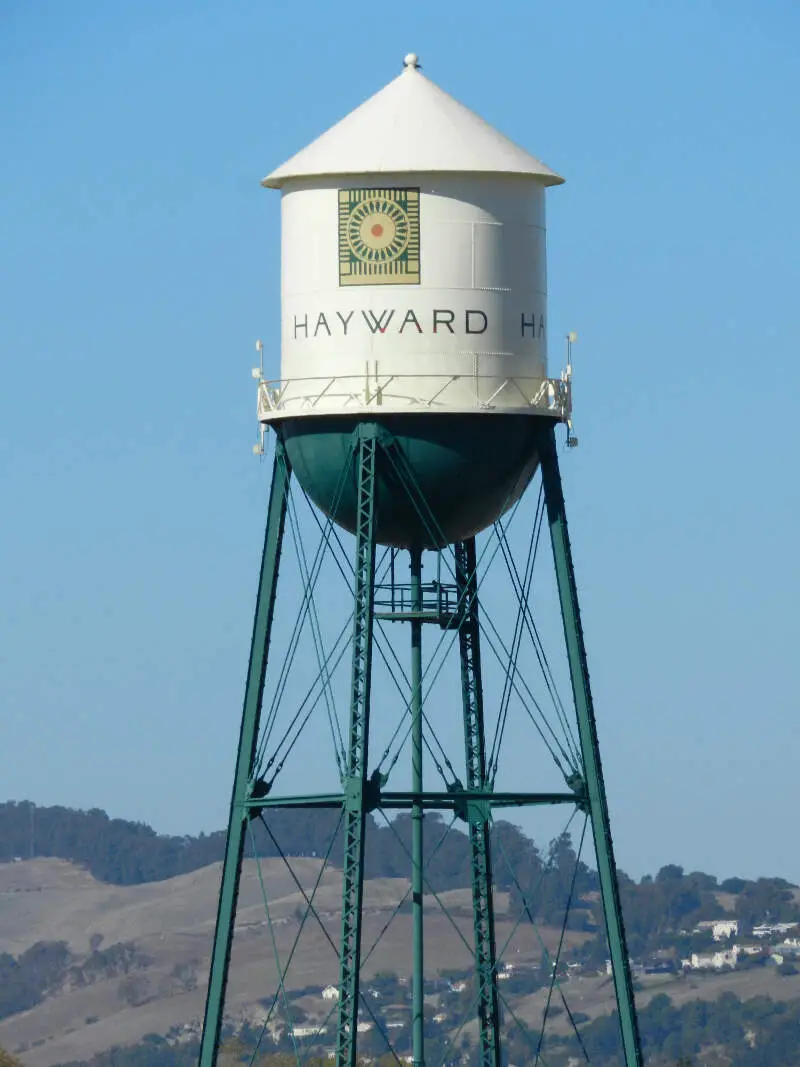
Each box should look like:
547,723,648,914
371,223,384,237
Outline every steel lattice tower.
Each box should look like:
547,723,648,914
198,53,642,1067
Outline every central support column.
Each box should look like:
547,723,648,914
410,546,425,1067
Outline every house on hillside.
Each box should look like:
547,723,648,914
605,958,640,977
753,921,800,939
321,985,339,1000
292,1025,327,1038
773,940,800,959
684,947,740,971
693,919,739,941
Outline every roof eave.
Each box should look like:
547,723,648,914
261,169,565,190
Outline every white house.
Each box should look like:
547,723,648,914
753,921,800,939
687,947,740,971
292,1025,327,1038
693,919,739,941
712,920,739,941
322,985,339,1001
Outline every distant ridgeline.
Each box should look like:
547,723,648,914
0,800,575,899
0,801,595,929
1,802,798,943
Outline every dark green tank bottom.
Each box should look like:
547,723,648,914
278,413,556,549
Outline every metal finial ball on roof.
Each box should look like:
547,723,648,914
403,52,420,69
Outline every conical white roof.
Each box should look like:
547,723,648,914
263,55,564,188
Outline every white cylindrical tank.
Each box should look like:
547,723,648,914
260,54,564,421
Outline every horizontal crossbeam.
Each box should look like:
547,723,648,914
245,790,582,811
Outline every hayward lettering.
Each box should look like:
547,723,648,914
291,309,545,338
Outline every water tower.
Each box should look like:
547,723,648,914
199,55,642,1067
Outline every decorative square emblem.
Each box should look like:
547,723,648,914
338,187,420,286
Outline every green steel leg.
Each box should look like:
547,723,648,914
539,426,643,1067
455,539,501,1067
410,547,425,1067
199,437,291,1067
336,426,379,1067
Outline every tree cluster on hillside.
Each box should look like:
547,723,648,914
503,827,598,928
0,938,152,1024
0,800,471,886
615,865,726,957
55,1033,199,1067
0,941,71,1021
548,991,800,1066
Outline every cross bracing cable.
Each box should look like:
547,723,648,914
260,618,354,786
492,808,579,968
247,821,304,1067
265,474,458,790
296,815,464,1064
256,817,400,1065
534,816,590,1066
255,448,355,771
285,489,347,773
263,492,454,787
361,447,578,782
498,990,556,1067
376,809,561,1067
479,612,578,779
492,811,592,1065
254,612,351,780
253,811,463,1065
246,810,344,1063
494,503,581,769
295,446,527,792
488,493,541,782
373,506,526,783
298,491,468,790
255,497,398,785
358,812,460,970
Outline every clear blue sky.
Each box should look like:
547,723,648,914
2,1,799,886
